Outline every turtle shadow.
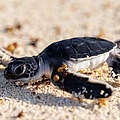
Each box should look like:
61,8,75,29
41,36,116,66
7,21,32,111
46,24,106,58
0,73,95,109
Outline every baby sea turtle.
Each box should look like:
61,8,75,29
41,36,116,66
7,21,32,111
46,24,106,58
1,37,120,99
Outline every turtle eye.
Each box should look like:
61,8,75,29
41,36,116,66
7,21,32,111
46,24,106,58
15,65,25,75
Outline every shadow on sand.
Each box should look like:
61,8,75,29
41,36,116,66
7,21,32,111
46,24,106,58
0,69,95,109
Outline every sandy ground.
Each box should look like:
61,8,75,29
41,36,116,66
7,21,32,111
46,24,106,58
0,0,120,120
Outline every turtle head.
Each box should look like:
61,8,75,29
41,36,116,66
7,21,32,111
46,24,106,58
4,56,39,83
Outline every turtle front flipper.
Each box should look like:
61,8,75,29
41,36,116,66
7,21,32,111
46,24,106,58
51,65,113,99
0,48,15,66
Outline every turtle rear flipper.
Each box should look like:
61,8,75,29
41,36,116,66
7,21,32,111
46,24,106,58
107,42,120,78
109,56,120,78
114,39,120,48
51,67,113,99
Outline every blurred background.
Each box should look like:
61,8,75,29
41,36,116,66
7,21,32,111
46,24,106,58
0,0,119,57
0,0,120,119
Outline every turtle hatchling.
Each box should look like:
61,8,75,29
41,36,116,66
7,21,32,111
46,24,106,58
1,37,120,99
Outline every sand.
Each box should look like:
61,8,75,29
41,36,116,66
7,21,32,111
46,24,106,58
0,0,120,120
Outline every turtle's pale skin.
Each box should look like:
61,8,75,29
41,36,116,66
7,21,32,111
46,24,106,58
1,37,120,99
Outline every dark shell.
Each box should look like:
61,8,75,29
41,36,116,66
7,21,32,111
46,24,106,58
43,37,116,60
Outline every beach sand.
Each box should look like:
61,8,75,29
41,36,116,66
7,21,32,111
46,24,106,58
0,0,120,119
